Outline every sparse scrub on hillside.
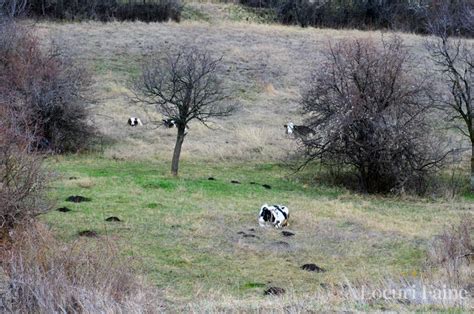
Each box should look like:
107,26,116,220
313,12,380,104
239,0,474,36
428,216,473,286
0,21,94,153
22,0,182,22
299,36,448,194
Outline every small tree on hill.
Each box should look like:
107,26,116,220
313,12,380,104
133,47,235,176
426,5,474,192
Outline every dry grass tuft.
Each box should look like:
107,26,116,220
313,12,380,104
1,223,162,313
75,177,95,189
181,275,472,312
428,215,473,286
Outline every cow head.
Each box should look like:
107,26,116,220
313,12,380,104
285,122,294,134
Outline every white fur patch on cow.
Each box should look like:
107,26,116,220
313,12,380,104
258,204,289,228
162,118,189,135
128,117,143,127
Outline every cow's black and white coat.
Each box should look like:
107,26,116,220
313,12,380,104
258,204,289,228
284,122,314,138
162,118,189,135
162,118,176,128
128,117,143,127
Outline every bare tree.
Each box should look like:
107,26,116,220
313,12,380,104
300,36,447,194
426,7,474,191
134,47,235,176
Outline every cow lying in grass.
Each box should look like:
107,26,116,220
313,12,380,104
284,122,314,139
162,118,189,134
258,204,289,228
128,117,143,127
162,118,176,128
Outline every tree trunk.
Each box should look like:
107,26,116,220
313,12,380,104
171,127,186,176
471,144,474,192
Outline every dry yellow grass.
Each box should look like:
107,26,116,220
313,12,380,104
34,20,467,163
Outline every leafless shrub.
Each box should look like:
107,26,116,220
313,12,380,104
0,20,94,153
428,216,473,285
133,46,236,176
299,36,448,194
1,223,161,312
0,101,47,234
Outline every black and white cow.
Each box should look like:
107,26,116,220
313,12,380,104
162,118,189,134
284,122,314,138
258,204,290,228
128,117,143,127
162,118,176,128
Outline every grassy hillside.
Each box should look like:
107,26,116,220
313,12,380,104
43,155,471,310
37,20,448,162
36,8,473,311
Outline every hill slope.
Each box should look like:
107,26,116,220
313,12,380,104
36,13,473,311
36,20,440,162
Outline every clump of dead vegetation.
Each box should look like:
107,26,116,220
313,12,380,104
428,215,473,286
1,223,161,312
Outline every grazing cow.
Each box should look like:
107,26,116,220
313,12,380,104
258,204,289,228
128,117,143,127
162,118,189,134
284,122,314,138
162,118,176,128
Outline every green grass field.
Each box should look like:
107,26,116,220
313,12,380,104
43,155,470,310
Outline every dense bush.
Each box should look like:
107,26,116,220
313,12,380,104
300,37,447,194
0,21,93,153
240,0,474,36
23,0,182,22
